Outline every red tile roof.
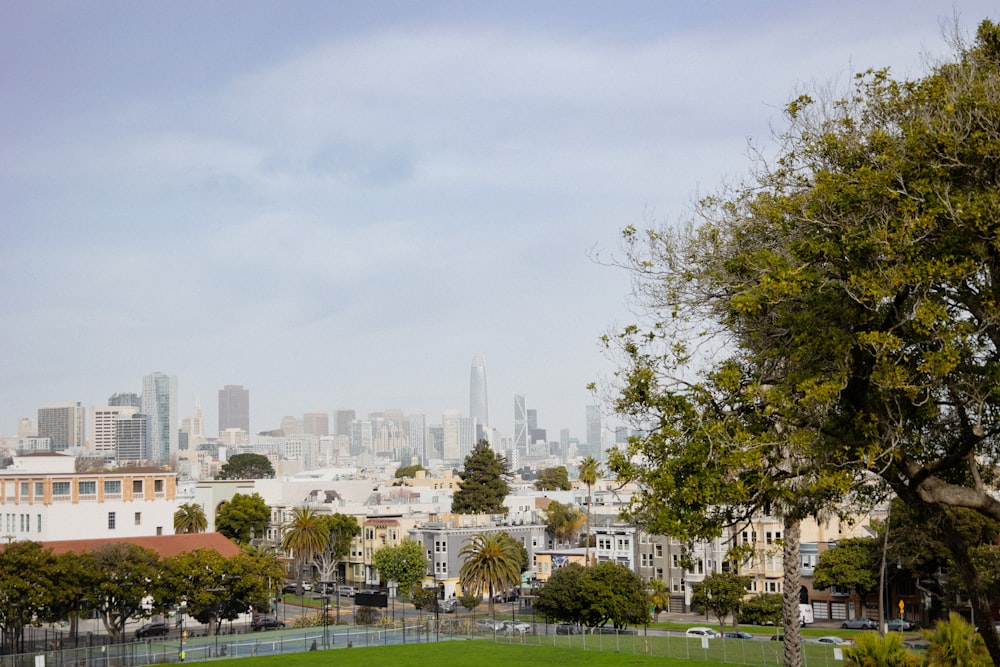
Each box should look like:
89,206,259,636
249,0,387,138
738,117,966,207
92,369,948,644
31,533,242,558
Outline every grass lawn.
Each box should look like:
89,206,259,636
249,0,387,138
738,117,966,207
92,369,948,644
198,640,721,667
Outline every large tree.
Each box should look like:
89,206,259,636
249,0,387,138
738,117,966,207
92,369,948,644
217,453,275,480
811,538,880,611
281,507,328,593
458,532,522,617
690,571,751,634
371,540,427,599
452,440,509,514
216,492,270,544
606,19,1000,665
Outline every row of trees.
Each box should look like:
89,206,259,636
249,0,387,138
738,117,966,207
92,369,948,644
0,541,283,653
603,18,1000,667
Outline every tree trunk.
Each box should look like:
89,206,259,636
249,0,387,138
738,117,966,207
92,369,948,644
938,508,1000,664
781,515,803,667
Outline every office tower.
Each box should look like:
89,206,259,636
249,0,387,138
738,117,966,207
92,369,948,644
408,413,427,464
218,385,250,434
303,412,329,437
586,405,603,459
428,425,444,460
469,354,489,427
108,393,141,408
142,372,178,464
37,402,85,451
442,409,461,460
513,394,527,455
459,417,477,459
334,409,355,437
91,406,137,457
17,417,35,438
115,413,148,463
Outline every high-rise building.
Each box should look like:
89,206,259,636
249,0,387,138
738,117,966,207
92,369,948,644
334,409,356,437
91,405,138,457
442,409,461,461
470,354,490,428
108,393,141,408
37,402,85,451
218,385,250,435
115,413,148,463
513,394,527,456
586,405,603,459
142,372,178,464
303,412,329,437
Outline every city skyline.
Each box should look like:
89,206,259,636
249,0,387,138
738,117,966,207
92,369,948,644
3,3,994,444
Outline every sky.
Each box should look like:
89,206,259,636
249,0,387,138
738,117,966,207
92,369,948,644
1,1,996,442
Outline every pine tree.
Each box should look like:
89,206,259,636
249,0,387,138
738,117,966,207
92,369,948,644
451,440,509,514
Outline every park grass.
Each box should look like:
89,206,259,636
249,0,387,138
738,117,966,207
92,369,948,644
197,640,721,667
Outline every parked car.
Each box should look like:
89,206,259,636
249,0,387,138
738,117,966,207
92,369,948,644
476,619,505,632
724,631,754,639
556,623,583,635
251,617,285,631
886,619,915,631
841,617,876,630
817,636,853,645
685,627,719,638
337,585,358,598
502,620,532,634
135,622,169,638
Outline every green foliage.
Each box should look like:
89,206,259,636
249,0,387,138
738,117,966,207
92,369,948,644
410,585,438,611
542,500,587,547
811,538,880,607
535,561,650,629
534,466,572,491
452,440,510,514
844,631,921,667
371,540,427,598
217,453,275,480
459,532,522,616
174,502,208,534
394,464,426,478
738,593,783,626
216,492,270,544
690,571,750,632
922,613,991,667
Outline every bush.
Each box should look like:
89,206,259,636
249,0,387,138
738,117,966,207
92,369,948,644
844,631,920,667
922,612,991,667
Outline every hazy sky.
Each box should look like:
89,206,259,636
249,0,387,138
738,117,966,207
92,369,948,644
1,2,995,441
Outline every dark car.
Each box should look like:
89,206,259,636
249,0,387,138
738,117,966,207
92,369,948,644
251,617,285,631
135,622,170,638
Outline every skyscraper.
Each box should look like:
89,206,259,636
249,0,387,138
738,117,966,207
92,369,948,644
469,354,490,427
513,394,527,455
303,412,329,437
586,404,603,459
142,372,178,464
37,402,85,451
218,385,250,435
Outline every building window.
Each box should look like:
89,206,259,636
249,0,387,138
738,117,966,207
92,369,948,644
134,512,141,526
108,512,116,530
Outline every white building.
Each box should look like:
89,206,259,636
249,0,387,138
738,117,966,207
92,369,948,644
0,453,179,541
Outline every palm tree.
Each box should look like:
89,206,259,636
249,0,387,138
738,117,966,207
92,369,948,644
173,502,207,534
648,578,670,621
281,507,329,593
459,532,522,618
578,456,600,566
